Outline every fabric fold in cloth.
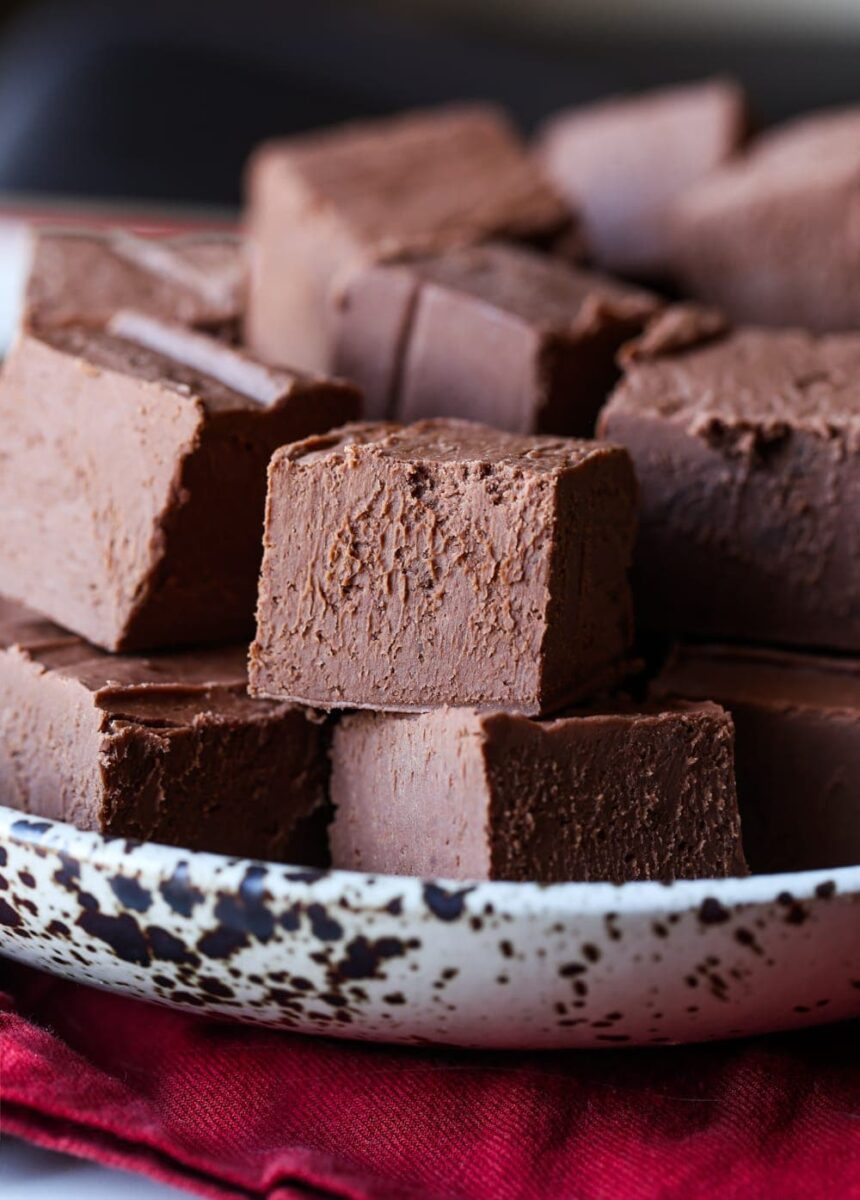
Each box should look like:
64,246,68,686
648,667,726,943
1,962,858,1200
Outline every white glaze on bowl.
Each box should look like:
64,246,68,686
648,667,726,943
0,805,857,1048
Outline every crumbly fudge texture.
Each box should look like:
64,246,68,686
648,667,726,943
250,419,636,715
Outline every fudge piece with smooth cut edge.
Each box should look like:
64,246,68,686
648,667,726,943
599,326,860,651
244,104,569,372
536,78,747,277
655,642,860,873
0,311,361,652
329,701,746,882
331,241,660,429
673,107,860,330
24,228,245,337
250,419,637,716
0,596,329,862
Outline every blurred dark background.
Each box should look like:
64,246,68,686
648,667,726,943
0,0,858,209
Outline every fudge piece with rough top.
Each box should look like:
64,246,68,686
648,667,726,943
600,327,860,650
250,419,636,715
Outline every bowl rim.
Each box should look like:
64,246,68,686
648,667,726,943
2,802,857,920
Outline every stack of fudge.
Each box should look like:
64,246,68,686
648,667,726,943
1,87,858,883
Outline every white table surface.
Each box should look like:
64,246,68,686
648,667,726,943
0,1138,190,1199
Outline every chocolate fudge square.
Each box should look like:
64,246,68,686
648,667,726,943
0,311,360,652
331,242,659,431
250,419,636,716
655,643,860,873
244,104,568,373
536,78,746,278
329,701,746,882
599,327,860,651
673,107,860,330
25,228,245,336
0,596,329,862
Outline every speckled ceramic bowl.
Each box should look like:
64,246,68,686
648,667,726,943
0,804,857,1048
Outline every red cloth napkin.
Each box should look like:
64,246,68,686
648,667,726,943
1,961,858,1200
